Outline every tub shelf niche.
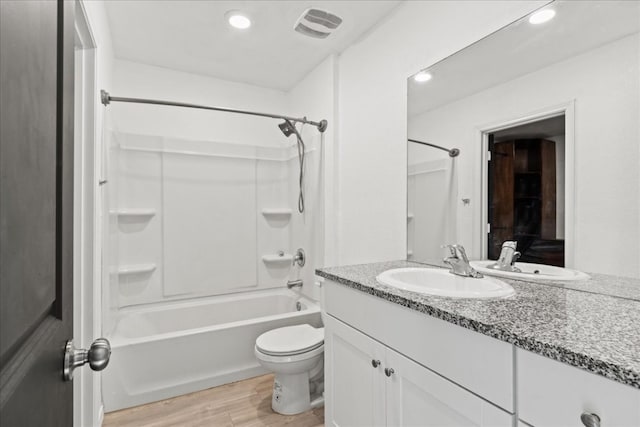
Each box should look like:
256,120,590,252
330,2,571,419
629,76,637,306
110,208,156,220
261,208,292,224
262,254,293,265
261,208,292,227
116,263,157,276
261,208,292,217
112,208,156,232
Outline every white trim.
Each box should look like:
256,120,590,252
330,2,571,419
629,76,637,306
477,101,576,265
98,405,104,427
73,1,101,426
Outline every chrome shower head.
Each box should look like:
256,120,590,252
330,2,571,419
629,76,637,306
278,120,295,137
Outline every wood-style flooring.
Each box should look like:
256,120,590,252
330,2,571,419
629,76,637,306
103,374,324,427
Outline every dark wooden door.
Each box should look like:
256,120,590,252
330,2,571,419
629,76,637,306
487,140,514,260
0,0,75,425
488,138,563,266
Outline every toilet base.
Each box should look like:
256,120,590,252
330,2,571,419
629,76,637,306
271,372,312,415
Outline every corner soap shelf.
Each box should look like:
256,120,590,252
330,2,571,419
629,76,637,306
116,263,157,276
262,254,293,264
110,208,156,219
261,208,292,218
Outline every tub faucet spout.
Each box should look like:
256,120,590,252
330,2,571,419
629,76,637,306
287,279,303,290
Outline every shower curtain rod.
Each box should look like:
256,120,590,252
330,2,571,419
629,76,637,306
408,138,460,157
100,90,328,133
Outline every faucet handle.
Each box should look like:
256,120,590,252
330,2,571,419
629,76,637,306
512,251,521,265
443,244,470,263
454,245,470,263
441,244,458,258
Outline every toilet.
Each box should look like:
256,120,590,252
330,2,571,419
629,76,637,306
254,324,325,415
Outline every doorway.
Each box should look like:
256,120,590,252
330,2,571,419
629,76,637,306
487,115,566,267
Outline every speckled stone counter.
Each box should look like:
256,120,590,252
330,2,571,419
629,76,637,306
316,260,640,389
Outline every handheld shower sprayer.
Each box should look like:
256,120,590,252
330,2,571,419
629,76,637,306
279,119,306,213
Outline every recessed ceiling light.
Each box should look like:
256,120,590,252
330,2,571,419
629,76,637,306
413,71,432,83
528,9,556,25
226,11,251,29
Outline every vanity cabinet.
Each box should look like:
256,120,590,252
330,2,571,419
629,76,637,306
325,314,513,427
322,278,640,427
324,280,514,427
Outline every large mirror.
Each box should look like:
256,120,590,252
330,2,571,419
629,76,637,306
407,0,639,278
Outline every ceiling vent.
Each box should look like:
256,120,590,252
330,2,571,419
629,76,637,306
294,8,343,39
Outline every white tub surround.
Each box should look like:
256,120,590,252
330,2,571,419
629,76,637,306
103,288,321,411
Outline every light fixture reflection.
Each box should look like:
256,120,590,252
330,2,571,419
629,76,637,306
414,71,432,83
529,9,556,25
227,11,252,29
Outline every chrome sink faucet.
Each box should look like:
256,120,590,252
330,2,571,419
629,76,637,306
442,244,483,278
489,241,522,272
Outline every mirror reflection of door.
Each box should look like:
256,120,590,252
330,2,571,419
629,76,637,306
487,115,565,267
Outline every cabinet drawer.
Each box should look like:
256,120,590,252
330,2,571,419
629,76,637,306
325,281,514,412
517,349,640,427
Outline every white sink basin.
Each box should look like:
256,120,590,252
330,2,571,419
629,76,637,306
376,268,515,299
469,261,590,282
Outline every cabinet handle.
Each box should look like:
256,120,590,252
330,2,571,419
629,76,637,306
580,412,601,427
384,367,395,377
371,359,381,368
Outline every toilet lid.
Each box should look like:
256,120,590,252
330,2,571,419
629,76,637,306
256,324,324,356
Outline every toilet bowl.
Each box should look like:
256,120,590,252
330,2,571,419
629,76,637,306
255,324,324,415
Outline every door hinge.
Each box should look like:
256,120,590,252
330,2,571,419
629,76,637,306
487,151,492,161
487,223,491,233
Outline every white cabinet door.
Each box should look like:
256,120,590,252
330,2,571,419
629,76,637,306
385,346,513,427
325,315,386,427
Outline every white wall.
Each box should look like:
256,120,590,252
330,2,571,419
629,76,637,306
334,0,548,266
287,55,337,300
409,34,640,277
111,59,290,146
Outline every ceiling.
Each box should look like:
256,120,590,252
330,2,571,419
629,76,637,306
105,0,401,91
408,1,640,116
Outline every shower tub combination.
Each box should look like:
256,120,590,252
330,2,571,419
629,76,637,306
103,288,321,411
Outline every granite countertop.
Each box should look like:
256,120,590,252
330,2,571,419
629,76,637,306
316,260,640,389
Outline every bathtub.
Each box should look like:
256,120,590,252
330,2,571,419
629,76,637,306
102,288,322,412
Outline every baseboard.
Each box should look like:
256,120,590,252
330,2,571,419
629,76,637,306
97,404,104,427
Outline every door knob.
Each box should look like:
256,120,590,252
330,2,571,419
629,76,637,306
371,359,381,368
63,338,111,381
580,412,601,427
384,367,395,377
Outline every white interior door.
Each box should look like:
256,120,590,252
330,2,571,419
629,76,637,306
324,315,385,427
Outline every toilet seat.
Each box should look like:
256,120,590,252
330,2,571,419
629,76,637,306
256,324,324,356
255,343,324,364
